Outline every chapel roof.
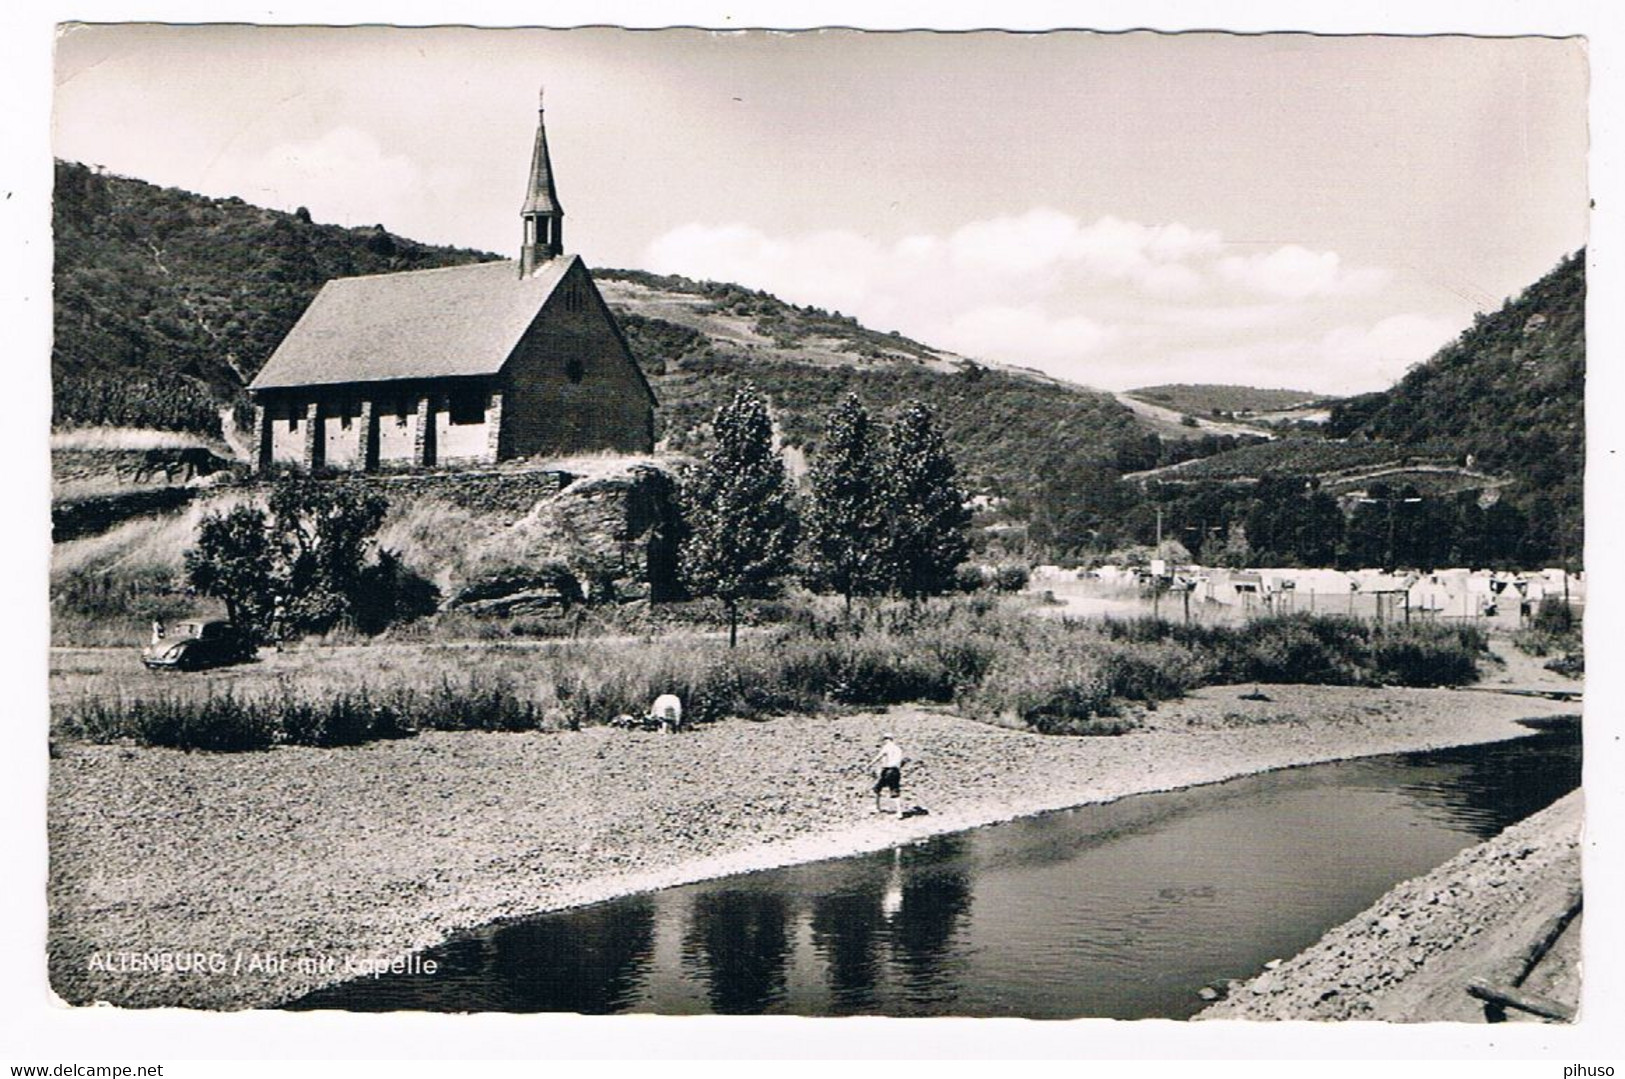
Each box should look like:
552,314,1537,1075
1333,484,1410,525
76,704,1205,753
249,256,576,390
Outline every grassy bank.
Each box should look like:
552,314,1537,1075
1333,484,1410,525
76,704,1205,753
54,600,1487,751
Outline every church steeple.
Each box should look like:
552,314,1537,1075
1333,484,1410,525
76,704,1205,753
520,88,564,276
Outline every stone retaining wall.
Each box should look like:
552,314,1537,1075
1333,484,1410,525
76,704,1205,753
53,487,199,543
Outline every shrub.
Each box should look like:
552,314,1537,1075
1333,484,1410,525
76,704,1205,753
1546,653,1584,678
1369,625,1483,687
955,562,991,593
1030,713,1141,737
1511,627,1554,657
57,599,1490,751
352,551,442,635
1532,596,1577,636
105,693,280,752
1237,618,1360,685
993,563,1031,593
963,653,1121,732
410,675,546,732
279,688,412,747
1090,640,1204,701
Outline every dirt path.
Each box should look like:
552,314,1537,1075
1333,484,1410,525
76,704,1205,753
48,684,1573,1011
1479,633,1583,696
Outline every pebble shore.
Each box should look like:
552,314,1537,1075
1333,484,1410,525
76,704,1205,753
47,683,1574,1010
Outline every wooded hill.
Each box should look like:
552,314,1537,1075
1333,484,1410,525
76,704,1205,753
50,162,1584,565
1111,251,1585,569
50,161,1144,498
52,161,499,431
1329,250,1585,558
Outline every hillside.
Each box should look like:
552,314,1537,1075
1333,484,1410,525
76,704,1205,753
1126,437,1462,484
53,162,1581,567
595,270,1141,495
50,161,1147,498
1113,253,1584,570
52,161,499,431
1330,250,1585,558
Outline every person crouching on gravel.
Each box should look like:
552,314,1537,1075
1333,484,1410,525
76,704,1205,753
872,735,906,813
651,693,683,733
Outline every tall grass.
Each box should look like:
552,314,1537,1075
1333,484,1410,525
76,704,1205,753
51,426,218,452
56,602,1489,751
50,493,258,646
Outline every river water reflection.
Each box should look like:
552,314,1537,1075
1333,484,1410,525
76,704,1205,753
290,726,1579,1018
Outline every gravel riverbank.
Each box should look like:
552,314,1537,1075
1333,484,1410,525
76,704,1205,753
47,683,1576,1010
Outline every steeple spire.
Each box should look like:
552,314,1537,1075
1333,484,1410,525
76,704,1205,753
520,87,564,276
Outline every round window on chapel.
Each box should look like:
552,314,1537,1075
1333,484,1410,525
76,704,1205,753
566,358,585,384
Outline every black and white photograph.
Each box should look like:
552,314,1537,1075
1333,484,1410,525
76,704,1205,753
8,2,1621,1069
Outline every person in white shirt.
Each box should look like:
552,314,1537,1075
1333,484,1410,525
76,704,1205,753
871,735,906,812
651,693,683,733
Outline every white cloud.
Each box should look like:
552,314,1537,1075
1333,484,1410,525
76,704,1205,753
943,210,1221,288
641,210,1421,393
1217,244,1391,300
943,305,1116,367
1145,303,1295,331
1315,313,1463,391
644,223,882,317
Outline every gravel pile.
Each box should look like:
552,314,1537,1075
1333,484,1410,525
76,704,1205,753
47,683,1573,1010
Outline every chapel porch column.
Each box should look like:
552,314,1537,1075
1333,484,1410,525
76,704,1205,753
414,394,437,467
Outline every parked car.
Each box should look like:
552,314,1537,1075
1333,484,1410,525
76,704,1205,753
142,619,257,671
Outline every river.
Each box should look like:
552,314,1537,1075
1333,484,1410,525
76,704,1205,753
288,725,1579,1018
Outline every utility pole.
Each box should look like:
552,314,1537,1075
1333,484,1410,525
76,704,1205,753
1558,509,1573,619
1358,494,1424,572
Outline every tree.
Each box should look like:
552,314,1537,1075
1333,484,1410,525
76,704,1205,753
1028,454,1134,558
805,393,892,607
267,476,389,633
884,401,971,599
184,476,392,640
1297,490,1346,567
679,386,799,647
1214,520,1253,569
185,503,276,633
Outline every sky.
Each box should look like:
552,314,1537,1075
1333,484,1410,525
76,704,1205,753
52,25,1588,395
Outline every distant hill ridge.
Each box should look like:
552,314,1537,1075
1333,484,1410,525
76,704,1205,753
1126,384,1332,417
1122,251,1584,563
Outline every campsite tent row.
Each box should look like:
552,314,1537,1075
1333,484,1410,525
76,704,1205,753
1072,564,1582,619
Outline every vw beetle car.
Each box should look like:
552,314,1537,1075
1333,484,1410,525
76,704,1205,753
142,620,257,671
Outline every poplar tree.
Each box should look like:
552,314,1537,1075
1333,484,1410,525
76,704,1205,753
679,386,799,647
885,401,971,598
805,393,892,608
